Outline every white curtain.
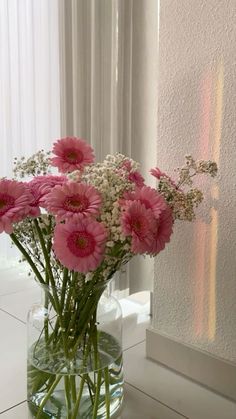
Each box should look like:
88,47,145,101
58,0,133,160
0,0,158,293
58,0,158,293
0,0,61,267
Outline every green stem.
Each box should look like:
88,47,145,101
64,376,72,419
10,233,45,284
62,273,80,353
71,376,86,419
35,375,61,419
104,367,110,418
91,311,103,419
84,374,96,394
69,292,103,359
60,268,69,308
84,374,95,404
44,271,50,342
92,370,102,419
33,219,69,355
70,316,99,416
70,376,77,404
33,220,55,288
64,272,78,320
48,319,60,346
44,230,51,336
76,277,100,313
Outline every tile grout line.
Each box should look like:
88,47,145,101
0,287,34,298
0,400,26,415
0,290,29,298
123,338,146,352
125,382,189,419
0,308,26,325
124,340,189,418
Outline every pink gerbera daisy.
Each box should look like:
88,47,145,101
120,201,156,254
120,186,167,218
128,171,145,187
0,179,33,233
51,137,95,173
119,160,145,187
27,175,67,216
121,159,132,171
53,219,107,273
150,167,177,188
44,181,101,221
148,207,174,255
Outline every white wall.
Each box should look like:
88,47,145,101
152,0,236,363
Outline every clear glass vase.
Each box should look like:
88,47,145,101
27,281,124,419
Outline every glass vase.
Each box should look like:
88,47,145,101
27,281,123,419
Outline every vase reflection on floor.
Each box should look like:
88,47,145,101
27,286,124,419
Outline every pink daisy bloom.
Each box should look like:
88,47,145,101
150,167,166,179
53,219,107,273
128,171,145,187
120,201,156,254
0,179,33,233
121,159,132,171
25,186,41,217
51,137,95,173
27,175,67,216
150,167,177,188
120,186,167,218
148,207,174,255
44,181,101,221
119,160,145,187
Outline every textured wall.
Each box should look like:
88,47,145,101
153,0,236,363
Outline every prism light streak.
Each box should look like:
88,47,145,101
194,71,212,338
208,62,223,340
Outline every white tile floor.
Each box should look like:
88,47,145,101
0,266,236,419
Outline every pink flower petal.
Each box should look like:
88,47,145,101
27,175,66,215
150,167,177,188
120,186,167,218
147,207,174,254
44,181,101,221
0,179,33,233
51,137,95,174
53,219,107,273
120,201,156,254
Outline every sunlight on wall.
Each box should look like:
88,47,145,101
194,62,223,341
208,62,223,340
194,70,212,339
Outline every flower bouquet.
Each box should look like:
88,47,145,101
0,137,217,418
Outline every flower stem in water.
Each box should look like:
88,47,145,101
35,375,61,419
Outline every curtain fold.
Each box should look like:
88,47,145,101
58,0,134,160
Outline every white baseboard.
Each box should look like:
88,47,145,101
146,328,236,402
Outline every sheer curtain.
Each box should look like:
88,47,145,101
0,0,158,293
0,0,61,267
58,0,158,293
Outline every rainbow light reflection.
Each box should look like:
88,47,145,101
194,62,223,341
208,62,223,340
